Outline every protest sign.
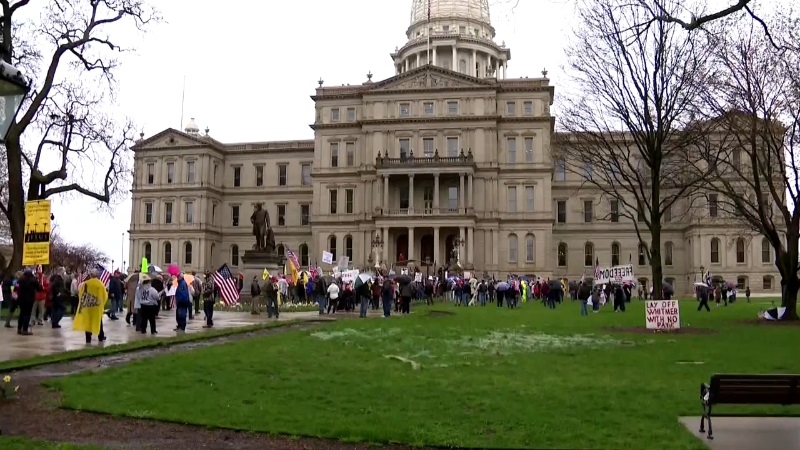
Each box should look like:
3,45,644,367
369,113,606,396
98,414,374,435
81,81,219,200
645,300,681,330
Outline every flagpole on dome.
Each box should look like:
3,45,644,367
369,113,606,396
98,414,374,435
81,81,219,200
426,0,431,65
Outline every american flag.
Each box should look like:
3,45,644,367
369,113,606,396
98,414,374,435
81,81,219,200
286,247,301,271
96,264,112,287
594,257,601,281
212,263,240,306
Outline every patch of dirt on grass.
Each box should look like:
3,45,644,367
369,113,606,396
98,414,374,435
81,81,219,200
427,310,455,317
0,321,442,450
604,326,717,335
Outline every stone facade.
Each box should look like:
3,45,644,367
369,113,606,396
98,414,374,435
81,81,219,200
127,0,780,295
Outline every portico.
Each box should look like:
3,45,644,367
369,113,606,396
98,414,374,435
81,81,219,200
373,225,475,269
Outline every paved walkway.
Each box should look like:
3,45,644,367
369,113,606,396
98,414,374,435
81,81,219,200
680,416,800,450
0,310,325,362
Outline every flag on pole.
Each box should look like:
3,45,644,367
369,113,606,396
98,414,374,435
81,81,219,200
286,247,301,285
212,263,240,306
95,264,112,287
428,0,431,22
593,257,601,281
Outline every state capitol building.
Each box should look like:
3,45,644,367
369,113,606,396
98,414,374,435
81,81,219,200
127,0,780,295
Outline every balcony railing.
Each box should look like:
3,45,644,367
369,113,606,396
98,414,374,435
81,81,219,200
375,149,474,168
375,207,474,217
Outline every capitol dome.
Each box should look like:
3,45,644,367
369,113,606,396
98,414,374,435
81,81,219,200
410,0,491,27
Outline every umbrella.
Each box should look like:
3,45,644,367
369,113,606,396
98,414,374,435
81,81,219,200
354,272,374,289
760,307,787,321
172,273,195,287
694,281,709,288
147,264,163,274
322,275,335,284
662,282,674,295
396,274,412,284
496,281,509,291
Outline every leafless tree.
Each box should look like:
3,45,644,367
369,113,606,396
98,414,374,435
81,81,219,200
695,16,800,319
0,145,9,245
558,0,713,299
0,0,158,276
49,228,108,273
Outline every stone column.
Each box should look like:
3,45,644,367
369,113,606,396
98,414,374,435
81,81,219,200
452,46,457,71
467,174,474,210
384,175,390,213
408,227,415,260
404,58,409,72
433,47,437,66
433,227,440,267
416,53,420,67
472,49,477,76
383,227,389,265
495,59,500,78
468,227,474,264
502,61,507,79
408,174,415,213
459,227,466,263
433,174,440,211
459,174,465,211
492,229,499,265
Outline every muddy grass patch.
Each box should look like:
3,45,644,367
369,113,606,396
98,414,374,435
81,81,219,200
427,310,456,317
604,326,718,335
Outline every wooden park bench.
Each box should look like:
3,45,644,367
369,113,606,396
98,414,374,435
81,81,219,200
699,373,800,439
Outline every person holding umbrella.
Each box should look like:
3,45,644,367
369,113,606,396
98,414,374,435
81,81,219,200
355,273,373,318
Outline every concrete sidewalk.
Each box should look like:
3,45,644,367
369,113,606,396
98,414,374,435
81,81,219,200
0,309,325,362
680,416,800,450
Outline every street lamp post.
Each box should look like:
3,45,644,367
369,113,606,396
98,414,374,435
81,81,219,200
371,231,383,271
121,232,125,272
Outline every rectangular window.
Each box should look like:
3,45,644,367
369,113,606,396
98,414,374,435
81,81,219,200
231,205,240,227
526,237,535,262
399,139,410,159
345,189,354,214
277,204,286,226
233,167,241,187
583,200,593,223
732,148,741,169
164,202,173,224
763,276,772,290
301,204,310,225
329,189,337,214
709,194,718,217
212,204,217,225
507,138,517,163
506,101,516,115
399,103,410,117
213,164,218,185
448,186,458,211
145,202,153,224
523,101,533,115
185,201,194,224
424,102,434,115
762,239,771,263
507,186,517,212
255,166,264,187
557,201,566,223
330,108,340,122
525,186,534,212
664,205,672,222
301,164,312,186
524,137,534,162
330,143,339,167
610,200,619,223
347,107,356,121
423,138,434,156
278,164,287,186
555,159,566,181
186,161,195,183
399,188,409,210
583,161,593,181
447,137,458,157
345,142,355,166
146,163,155,184
166,162,174,184
447,101,458,115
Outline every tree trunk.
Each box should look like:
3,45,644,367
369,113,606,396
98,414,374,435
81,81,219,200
779,272,799,321
649,231,663,301
4,133,25,276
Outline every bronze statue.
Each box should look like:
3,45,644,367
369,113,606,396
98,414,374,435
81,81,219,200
251,203,276,253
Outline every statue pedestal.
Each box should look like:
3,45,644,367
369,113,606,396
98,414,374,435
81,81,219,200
240,250,283,298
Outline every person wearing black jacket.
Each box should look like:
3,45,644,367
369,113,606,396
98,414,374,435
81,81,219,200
49,268,68,327
16,269,42,335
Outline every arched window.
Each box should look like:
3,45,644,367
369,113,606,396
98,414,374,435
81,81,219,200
328,236,337,260
763,275,773,290
345,235,353,260
458,59,467,73
710,238,720,263
611,242,620,266
184,242,193,265
584,242,594,267
163,242,172,265
525,234,535,262
557,243,567,267
276,244,285,257
638,243,647,266
761,238,771,263
299,243,309,266
736,276,747,290
143,242,152,262
508,234,518,262
736,238,746,263
231,244,240,266
665,241,674,266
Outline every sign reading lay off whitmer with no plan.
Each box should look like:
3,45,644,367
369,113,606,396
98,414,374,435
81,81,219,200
645,300,681,330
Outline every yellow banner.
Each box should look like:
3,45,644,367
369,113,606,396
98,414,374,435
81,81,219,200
22,200,51,266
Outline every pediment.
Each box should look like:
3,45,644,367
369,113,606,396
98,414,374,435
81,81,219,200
367,66,494,92
134,128,221,152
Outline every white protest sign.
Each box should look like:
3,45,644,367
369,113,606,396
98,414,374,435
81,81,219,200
595,264,634,285
342,269,359,284
414,272,422,282
646,300,681,330
322,251,333,265
338,256,350,268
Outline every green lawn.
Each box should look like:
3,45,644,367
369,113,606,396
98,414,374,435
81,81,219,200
0,436,103,450
47,299,799,449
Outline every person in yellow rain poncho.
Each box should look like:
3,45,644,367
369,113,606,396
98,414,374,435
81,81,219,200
74,269,108,344
521,280,528,303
